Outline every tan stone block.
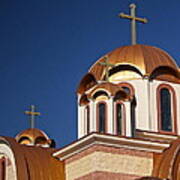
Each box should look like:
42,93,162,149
65,151,153,180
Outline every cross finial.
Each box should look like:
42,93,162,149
25,105,41,129
119,3,148,45
98,55,114,82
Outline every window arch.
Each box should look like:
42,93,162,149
115,102,125,135
93,90,109,100
121,86,131,95
160,88,172,131
157,84,177,133
97,102,107,133
118,82,135,97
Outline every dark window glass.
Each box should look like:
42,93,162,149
0,158,5,180
93,91,108,99
86,106,90,134
98,103,106,133
131,99,136,137
122,86,131,95
160,88,172,131
116,104,122,135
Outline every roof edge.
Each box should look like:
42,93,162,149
53,133,170,160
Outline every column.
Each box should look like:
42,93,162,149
124,101,132,137
90,100,96,132
107,97,114,134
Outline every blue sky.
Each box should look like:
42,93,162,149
0,0,179,147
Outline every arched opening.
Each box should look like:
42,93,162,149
160,88,172,131
149,66,180,84
119,83,135,96
93,91,109,99
121,86,131,95
97,102,107,133
35,136,49,146
18,136,32,145
114,90,128,101
119,83,136,136
115,102,125,135
0,157,6,180
159,88,172,132
157,84,177,133
109,64,143,77
150,66,179,81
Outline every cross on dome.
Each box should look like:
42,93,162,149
119,3,148,45
25,105,41,129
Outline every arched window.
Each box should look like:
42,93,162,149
160,88,172,131
18,136,32,145
97,102,106,133
119,83,136,136
0,157,5,180
158,84,177,133
115,103,125,135
121,86,131,95
119,83,135,96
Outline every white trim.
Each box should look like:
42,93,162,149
0,143,17,180
108,97,114,134
124,101,132,137
138,131,178,140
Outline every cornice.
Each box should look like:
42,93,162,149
53,133,170,161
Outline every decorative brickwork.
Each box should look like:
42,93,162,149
65,145,153,180
75,171,140,180
65,145,153,164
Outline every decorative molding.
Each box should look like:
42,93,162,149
136,129,178,143
53,133,170,160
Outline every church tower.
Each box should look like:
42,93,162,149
52,4,180,180
76,4,180,140
77,44,180,138
0,3,179,180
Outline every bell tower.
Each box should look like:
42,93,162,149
76,4,179,139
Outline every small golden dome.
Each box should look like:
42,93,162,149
89,44,179,81
15,128,52,147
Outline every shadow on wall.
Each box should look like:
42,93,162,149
136,177,169,180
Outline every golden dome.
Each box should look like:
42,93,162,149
89,44,179,81
15,128,52,147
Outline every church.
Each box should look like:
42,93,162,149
0,4,179,180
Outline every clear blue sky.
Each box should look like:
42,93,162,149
0,0,179,147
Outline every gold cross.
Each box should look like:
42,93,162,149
25,105,41,129
119,3,148,45
98,55,114,82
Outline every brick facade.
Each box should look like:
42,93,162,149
65,145,154,180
